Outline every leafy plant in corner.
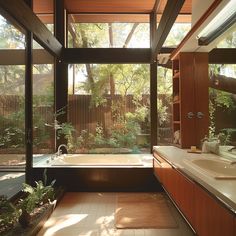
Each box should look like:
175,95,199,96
0,195,20,234
18,178,56,228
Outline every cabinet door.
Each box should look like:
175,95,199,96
174,169,195,227
194,53,209,147
153,153,176,197
179,53,196,148
194,184,234,236
153,157,163,183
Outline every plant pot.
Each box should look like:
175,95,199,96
18,210,31,228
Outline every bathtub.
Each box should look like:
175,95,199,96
51,154,149,166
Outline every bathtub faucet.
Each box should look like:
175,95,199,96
57,144,68,156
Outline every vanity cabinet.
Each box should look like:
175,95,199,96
153,152,235,236
194,184,234,236
172,52,209,148
153,152,195,226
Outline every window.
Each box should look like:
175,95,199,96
68,14,150,48
67,64,150,154
0,15,26,167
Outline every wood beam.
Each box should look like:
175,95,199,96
209,74,236,94
151,0,185,62
0,0,62,57
24,0,33,184
54,0,68,148
152,0,161,13
63,48,151,64
209,48,236,64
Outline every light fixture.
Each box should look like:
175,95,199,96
197,0,236,46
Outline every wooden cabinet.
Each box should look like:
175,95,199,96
153,153,194,226
194,184,235,236
235,218,236,235
172,52,209,148
153,153,236,235
174,169,195,227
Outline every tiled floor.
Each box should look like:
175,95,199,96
38,192,194,236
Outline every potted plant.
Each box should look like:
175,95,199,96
18,179,56,228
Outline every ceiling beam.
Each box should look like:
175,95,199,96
0,0,62,57
151,0,185,62
63,48,151,64
209,48,236,64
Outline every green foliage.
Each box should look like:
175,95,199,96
109,119,140,148
0,195,20,231
19,179,56,214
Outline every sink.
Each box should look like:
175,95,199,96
187,158,236,179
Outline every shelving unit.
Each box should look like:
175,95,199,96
171,52,209,148
172,57,181,146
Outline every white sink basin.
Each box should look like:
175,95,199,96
186,158,236,179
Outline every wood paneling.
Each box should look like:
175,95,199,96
194,53,209,147
235,218,236,235
71,14,150,23
179,53,196,148
158,0,191,14
33,0,191,14
33,0,54,14
194,184,235,236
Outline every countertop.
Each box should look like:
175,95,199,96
153,146,236,214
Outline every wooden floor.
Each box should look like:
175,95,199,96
0,172,25,198
38,192,194,236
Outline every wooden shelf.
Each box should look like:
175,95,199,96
173,72,180,79
173,121,180,124
173,100,180,104
171,52,209,148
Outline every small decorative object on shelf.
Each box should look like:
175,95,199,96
173,130,181,145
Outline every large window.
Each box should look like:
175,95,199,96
32,40,55,157
67,64,150,154
68,14,150,48
157,67,173,145
208,29,236,157
0,15,26,167
209,64,236,147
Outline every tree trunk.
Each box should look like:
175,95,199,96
209,73,236,94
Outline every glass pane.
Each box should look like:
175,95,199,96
67,64,150,154
163,23,191,47
209,64,236,158
217,30,236,48
0,15,26,167
157,67,173,145
68,14,150,48
32,40,55,160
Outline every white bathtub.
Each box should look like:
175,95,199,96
51,154,148,166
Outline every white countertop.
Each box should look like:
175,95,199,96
153,146,236,214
